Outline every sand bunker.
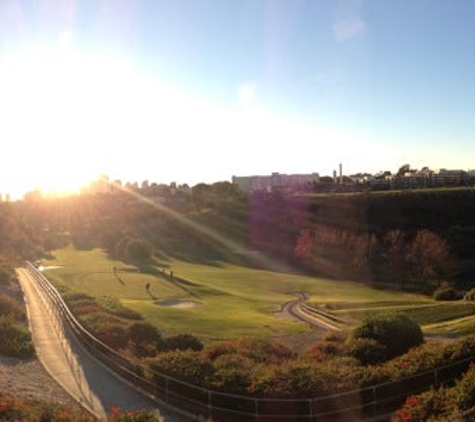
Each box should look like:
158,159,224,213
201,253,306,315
38,265,63,272
156,299,202,309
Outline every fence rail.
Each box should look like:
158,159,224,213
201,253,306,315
24,262,475,421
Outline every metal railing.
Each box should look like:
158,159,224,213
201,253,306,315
24,262,475,421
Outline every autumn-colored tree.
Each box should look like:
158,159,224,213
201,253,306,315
351,233,379,273
384,229,407,284
406,230,450,280
294,229,313,260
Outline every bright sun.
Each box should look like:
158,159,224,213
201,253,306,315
0,41,161,199
0,48,101,197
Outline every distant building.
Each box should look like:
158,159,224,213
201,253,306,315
431,169,466,186
232,172,320,193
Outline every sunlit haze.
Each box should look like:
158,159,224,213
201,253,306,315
0,1,474,199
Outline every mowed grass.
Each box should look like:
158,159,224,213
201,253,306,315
43,245,445,342
319,302,475,327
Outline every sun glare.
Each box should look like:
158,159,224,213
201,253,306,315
0,40,367,199
0,47,146,198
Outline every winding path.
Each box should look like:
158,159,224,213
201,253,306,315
17,267,189,421
280,292,343,331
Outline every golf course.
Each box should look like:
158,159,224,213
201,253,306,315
39,244,475,343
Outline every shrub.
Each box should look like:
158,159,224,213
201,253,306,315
451,363,475,411
109,406,162,421
162,334,203,352
346,337,388,365
348,312,423,361
392,388,458,422
203,337,292,363
0,265,14,286
0,315,35,359
464,287,475,301
125,238,153,261
84,316,130,350
301,340,345,363
210,354,254,394
115,237,131,259
248,358,359,398
433,286,458,301
392,364,475,421
127,322,162,357
145,350,214,387
0,292,26,321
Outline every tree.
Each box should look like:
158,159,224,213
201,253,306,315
397,164,411,177
384,230,407,284
125,238,153,261
406,230,450,280
294,230,313,260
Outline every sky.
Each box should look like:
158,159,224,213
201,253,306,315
0,0,474,198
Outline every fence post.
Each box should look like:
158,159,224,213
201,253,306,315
165,377,169,403
372,386,378,417
208,390,212,419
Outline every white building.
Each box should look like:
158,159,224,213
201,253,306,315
232,172,320,193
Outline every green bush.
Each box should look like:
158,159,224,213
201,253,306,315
127,322,162,357
392,388,458,422
348,312,423,361
346,337,388,365
162,334,203,352
433,286,458,301
0,293,26,321
83,315,130,350
210,354,254,394
0,315,35,359
393,364,475,421
145,350,214,387
248,358,359,398
125,238,153,261
0,266,14,286
464,287,475,301
204,337,292,364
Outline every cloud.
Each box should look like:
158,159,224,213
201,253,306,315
238,82,257,109
333,17,366,42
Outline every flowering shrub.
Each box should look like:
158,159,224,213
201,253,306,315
109,406,161,421
0,393,95,421
145,350,215,387
210,354,254,394
248,358,360,398
391,388,459,422
203,337,292,364
0,393,162,422
301,339,345,363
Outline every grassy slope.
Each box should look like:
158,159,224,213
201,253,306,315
42,245,439,342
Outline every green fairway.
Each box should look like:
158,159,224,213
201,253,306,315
315,302,475,327
42,245,448,342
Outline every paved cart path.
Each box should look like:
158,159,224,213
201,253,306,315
17,268,188,421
